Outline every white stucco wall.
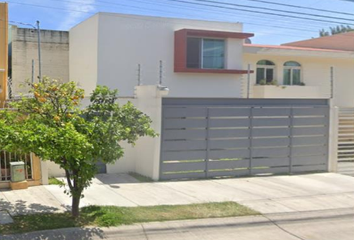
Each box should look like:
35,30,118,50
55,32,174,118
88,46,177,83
243,52,354,107
70,13,246,98
69,14,99,96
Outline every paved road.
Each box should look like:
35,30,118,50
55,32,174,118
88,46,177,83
1,173,354,216
3,208,354,240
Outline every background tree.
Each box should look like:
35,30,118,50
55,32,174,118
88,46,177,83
319,25,353,37
0,78,156,218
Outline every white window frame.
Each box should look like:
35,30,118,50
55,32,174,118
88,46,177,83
256,60,276,84
283,62,302,85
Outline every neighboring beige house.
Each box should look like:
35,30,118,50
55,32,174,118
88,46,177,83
8,26,69,96
243,44,354,108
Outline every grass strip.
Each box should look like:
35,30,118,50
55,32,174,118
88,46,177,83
0,202,259,235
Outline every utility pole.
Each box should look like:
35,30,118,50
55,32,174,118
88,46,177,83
31,59,35,83
36,21,42,82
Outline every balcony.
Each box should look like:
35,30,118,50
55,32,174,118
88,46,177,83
252,85,325,99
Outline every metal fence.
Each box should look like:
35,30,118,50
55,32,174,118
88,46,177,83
0,151,33,182
160,99,329,180
338,107,354,162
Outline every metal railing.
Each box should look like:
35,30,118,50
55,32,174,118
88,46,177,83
0,151,33,182
338,108,354,162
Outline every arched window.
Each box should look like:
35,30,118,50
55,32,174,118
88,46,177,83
283,61,302,85
256,60,275,84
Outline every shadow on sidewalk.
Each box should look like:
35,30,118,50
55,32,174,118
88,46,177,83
1,227,105,240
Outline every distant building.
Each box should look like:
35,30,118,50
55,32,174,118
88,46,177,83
8,26,69,96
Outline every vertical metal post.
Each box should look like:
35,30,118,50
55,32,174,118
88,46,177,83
36,21,42,82
205,108,210,178
159,60,163,85
31,59,35,83
330,66,334,99
247,64,251,99
249,107,254,175
289,107,294,174
137,64,141,86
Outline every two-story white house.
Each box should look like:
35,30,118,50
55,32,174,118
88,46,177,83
45,12,354,181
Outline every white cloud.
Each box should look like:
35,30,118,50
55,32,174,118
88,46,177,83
59,0,96,30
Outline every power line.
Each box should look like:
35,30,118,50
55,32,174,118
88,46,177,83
243,0,354,16
164,0,354,26
7,0,354,40
167,0,354,22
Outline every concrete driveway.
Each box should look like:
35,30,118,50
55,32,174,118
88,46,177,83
1,173,354,216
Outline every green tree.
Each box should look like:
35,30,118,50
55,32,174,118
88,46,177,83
319,25,353,37
0,78,156,218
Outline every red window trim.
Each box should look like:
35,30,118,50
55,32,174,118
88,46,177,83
174,29,254,74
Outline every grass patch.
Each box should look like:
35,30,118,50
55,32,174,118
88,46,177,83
0,202,259,235
48,177,64,185
128,172,153,182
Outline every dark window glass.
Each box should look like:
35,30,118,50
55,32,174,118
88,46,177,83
266,68,274,83
186,38,201,68
202,39,225,69
256,68,265,84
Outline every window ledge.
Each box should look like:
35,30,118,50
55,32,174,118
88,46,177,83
175,68,254,74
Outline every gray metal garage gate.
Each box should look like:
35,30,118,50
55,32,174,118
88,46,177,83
160,98,329,180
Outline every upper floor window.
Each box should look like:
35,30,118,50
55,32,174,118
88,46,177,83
256,60,275,84
186,38,225,69
283,61,301,85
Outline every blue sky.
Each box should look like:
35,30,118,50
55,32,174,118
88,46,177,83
6,0,354,45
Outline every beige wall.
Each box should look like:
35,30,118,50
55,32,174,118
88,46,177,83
243,53,354,107
10,26,69,96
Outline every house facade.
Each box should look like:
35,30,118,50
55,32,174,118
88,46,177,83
1,11,353,183
54,12,353,181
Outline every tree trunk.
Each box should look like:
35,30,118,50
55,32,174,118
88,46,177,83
72,194,81,218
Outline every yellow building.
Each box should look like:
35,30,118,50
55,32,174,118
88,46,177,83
0,2,8,105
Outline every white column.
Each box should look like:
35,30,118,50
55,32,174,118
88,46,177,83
328,101,339,172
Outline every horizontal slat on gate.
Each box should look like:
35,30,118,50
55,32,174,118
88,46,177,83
163,129,207,140
164,119,207,129
209,129,250,138
208,170,249,177
163,140,207,151
209,139,250,149
253,128,290,137
162,151,206,161
291,164,327,173
292,155,327,165
292,117,327,126
252,167,289,175
209,108,250,117
292,127,327,136
209,119,250,128
292,136,328,146
253,138,290,147
252,108,291,116
161,172,205,180
252,157,290,167
209,149,250,159
208,159,249,170
252,118,290,127
292,108,328,116
161,161,205,172
164,107,207,118
252,147,289,158
292,145,327,156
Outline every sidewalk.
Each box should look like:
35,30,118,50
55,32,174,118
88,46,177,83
1,173,354,216
2,208,354,240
